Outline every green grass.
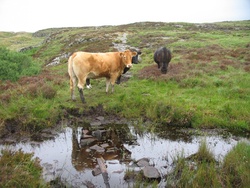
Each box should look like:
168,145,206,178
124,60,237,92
0,20,250,134
74,66,249,131
222,141,250,187
0,32,44,51
1,20,250,188
167,140,250,188
0,149,46,188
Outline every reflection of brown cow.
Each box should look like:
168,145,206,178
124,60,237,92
68,50,137,103
71,127,132,172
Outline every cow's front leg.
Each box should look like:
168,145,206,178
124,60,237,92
105,78,111,93
86,78,92,89
157,62,161,69
77,76,86,103
110,76,117,93
78,88,85,103
116,75,122,84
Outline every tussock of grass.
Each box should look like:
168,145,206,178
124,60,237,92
0,149,45,188
222,141,250,187
167,140,250,188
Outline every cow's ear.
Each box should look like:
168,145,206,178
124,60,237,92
120,52,124,57
132,52,137,56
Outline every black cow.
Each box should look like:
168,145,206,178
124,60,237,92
154,47,171,74
86,49,141,88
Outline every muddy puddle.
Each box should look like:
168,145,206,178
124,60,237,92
0,120,248,188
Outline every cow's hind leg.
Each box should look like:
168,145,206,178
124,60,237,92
70,76,77,101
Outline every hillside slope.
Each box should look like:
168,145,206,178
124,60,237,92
0,21,249,135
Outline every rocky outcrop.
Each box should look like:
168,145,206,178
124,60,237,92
46,53,70,66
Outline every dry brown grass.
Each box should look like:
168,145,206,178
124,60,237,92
138,45,250,81
0,69,64,103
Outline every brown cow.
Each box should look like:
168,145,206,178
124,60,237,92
68,50,137,103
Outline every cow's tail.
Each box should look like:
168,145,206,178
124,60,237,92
68,53,78,100
68,53,77,78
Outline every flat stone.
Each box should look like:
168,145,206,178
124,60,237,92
81,134,93,139
92,130,107,139
143,166,161,179
96,116,105,121
100,143,109,148
82,129,91,135
137,158,150,167
80,138,97,146
106,148,116,153
89,144,105,152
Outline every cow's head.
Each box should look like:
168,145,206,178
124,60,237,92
131,49,142,64
120,50,137,68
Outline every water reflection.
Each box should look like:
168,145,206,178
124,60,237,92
0,123,244,187
71,125,133,172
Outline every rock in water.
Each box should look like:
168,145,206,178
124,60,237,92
143,166,161,179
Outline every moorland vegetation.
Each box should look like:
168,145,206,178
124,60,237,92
0,21,249,135
0,20,249,187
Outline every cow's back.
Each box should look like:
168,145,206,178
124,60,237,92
73,52,122,78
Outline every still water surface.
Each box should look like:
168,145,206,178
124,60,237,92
0,123,244,188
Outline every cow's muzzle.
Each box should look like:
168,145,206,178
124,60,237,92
161,67,167,74
126,64,133,68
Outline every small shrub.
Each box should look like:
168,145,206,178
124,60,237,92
25,82,56,99
0,93,11,104
244,65,250,72
0,47,41,81
26,83,40,97
41,84,57,99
